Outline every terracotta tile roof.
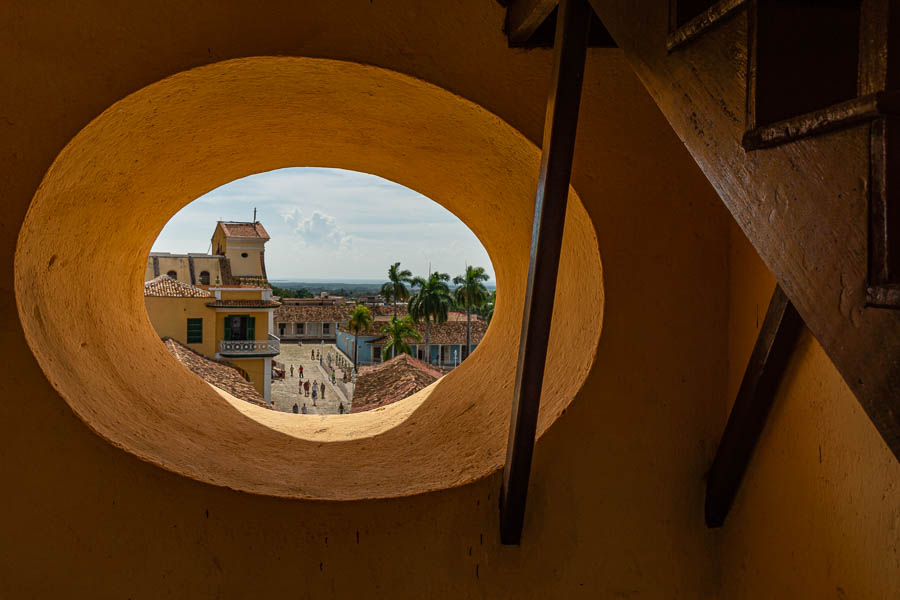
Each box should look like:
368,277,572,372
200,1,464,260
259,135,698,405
370,305,408,317
274,304,354,323
218,221,270,239
144,275,213,298
162,337,269,408
205,299,281,308
351,354,443,413
342,319,489,345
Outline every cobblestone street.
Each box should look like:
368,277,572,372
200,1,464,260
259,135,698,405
270,342,354,414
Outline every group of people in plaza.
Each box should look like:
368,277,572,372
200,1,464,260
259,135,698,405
286,344,350,416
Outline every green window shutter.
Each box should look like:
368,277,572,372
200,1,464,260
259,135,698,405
186,318,203,344
224,316,231,341
247,316,256,339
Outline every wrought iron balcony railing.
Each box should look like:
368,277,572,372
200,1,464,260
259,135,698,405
219,334,280,357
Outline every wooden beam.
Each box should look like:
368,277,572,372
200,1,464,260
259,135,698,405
500,0,590,546
506,0,559,46
705,285,805,528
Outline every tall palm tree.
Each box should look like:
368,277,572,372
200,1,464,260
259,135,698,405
478,290,496,324
380,316,421,359
384,262,413,319
407,271,452,365
347,304,373,371
379,281,395,308
453,265,490,358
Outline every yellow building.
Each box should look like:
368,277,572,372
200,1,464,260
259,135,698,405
144,221,280,402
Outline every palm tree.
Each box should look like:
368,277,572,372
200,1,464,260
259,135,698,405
478,290,496,324
380,316,421,359
453,265,490,359
408,271,452,365
383,262,413,319
379,281,395,308
347,304,373,371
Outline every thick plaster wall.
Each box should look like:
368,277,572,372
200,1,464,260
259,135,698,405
2,1,728,597
723,223,900,598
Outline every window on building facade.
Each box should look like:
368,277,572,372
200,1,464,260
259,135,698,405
323,323,331,335
167,270,177,278
296,322,304,335
199,271,210,285
225,315,255,341
186,318,203,344
278,322,286,336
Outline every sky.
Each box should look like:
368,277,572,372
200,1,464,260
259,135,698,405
151,167,494,282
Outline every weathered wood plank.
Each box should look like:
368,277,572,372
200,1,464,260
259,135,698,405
705,285,805,528
500,0,591,546
588,0,900,463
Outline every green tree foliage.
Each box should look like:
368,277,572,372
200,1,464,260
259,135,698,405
380,316,421,359
408,271,452,364
271,285,314,298
348,304,374,371
452,265,490,357
382,262,413,319
477,290,496,324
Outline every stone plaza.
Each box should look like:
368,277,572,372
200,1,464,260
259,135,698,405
270,342,354,414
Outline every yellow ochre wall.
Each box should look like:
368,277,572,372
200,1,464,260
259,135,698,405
218,290,267,301
722,222,900,599
224,244,265,277
145,255,223,286
230,357,266,395
144,297,217,357
2,1,894,598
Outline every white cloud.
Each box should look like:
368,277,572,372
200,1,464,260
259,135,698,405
281,208,352,251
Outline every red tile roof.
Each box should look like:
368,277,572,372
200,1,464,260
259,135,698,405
274,304,353,323
218,221,270,239
343,319,489,345
205,299,281,308
351,354,443,413
144,275,213,298
162,337,270,408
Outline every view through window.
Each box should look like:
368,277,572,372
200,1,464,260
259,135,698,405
145,167,495,415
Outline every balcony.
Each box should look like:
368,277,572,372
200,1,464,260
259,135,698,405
218,334,280,357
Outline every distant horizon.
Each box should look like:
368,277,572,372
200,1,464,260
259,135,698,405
151,167,495,281
269,277,497,285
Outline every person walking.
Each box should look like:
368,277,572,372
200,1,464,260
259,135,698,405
290,365,294,378
304,380,310,396
292,403,298,414
299,365,304,379
301,403,307,414
312,387,317,406
338,402,344,414
320,382,326,400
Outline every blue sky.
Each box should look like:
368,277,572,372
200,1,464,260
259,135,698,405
152,168,495,282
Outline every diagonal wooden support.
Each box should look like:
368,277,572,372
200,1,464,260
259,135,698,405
705,284,805,528
500,0,590,546
506,0,559,46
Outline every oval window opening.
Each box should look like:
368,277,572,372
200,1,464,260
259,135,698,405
17,56,603,499
145,167,496,417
